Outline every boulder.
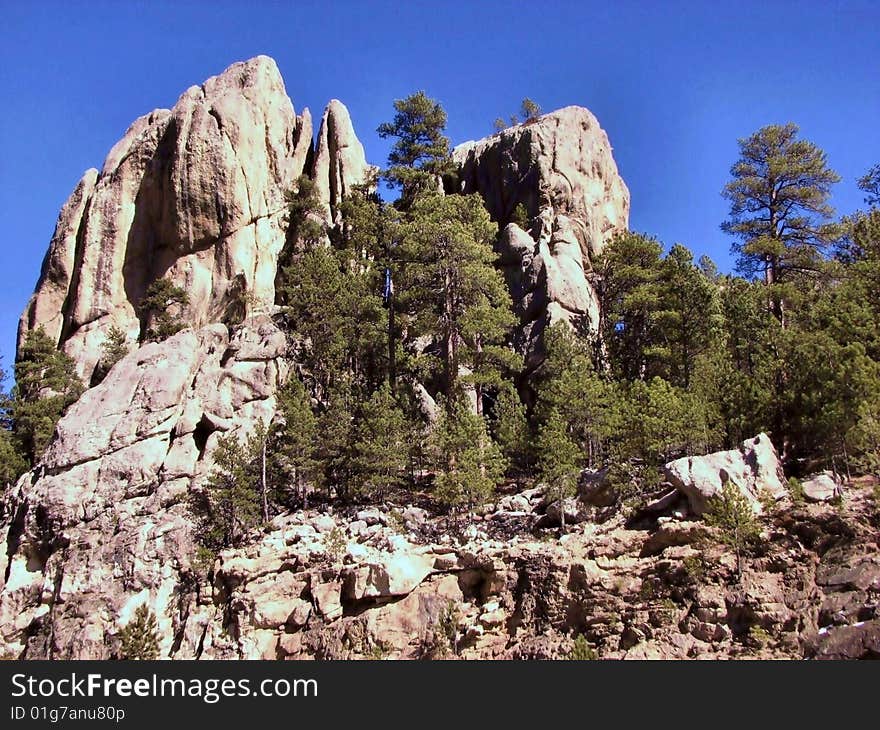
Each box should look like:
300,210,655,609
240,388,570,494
801,472,839,503
663,433,787,515
342,551,434,601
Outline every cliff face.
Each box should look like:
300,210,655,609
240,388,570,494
452,108,630,368
18,57,369,383
2,59,646,659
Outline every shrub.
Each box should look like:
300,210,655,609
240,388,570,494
787,477,805,504
567,634,598,660
119,604,160,660
704,482,761,579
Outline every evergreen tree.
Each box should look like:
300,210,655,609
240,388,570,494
704,481,761,580
350,385,409,498
190,430,264,552
431,395,504,512
377,91,454,204
272,374,318,508
534,323,619,469
0,357,26,486
536,408,580,532
519,98,541,122
489,383,530,473
276,175,329,305
857,163,880,208
93,325,129,383
139,278,189,342
721,123,841,322
314,382,356,501
118,604,161,660
654,244,722,388
400,193,515,412
12,327,83,465
598,232,664,380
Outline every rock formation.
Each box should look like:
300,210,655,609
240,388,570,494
8,56,876,662
0,316,286,657
451,107,630,368
663,433,788,515
17,57,370,383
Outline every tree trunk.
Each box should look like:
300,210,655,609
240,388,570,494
261,437,268,523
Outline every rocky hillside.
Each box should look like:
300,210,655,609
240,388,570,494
3,56,877,661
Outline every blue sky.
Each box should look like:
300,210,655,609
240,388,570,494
2,0,878,372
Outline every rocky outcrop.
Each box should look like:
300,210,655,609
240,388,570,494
312,100,375,225
0,316,286,658
451,107,630,368
663,433,788,515
18,57,371,383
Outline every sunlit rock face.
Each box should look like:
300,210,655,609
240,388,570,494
452,106,630,369
18,57,370,384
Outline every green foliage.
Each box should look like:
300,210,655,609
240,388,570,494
536,408,580,520
599,233,723,390
704,482,762,578
748,624,772,649
93,326,129,383
519,98,541,122
489,383,530,472
139,278,189,342
0,357,26,486
271,374,318,507
567,634,598,660
12,327,83,465
857,163,880,208
350,385,409,498
398,192,517,413
119,604,160,660
493,117,507,133
377,90,454,204
509,202,530,230
721,123,841,320
324,526,347,564
189,429,266,552
682,554,706,584
787,477,805,503
431,396,504,512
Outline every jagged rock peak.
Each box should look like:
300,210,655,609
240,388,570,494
16,56,371,383
312,99,375,224
451,104,630,369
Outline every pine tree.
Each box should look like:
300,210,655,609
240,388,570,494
489,383,530,473
139,278,189,342
721,123,841,322
350,385,409,498
704,481,761,580
190,431,264,552
536,408,581,533
857,163,880,208
431,395,504,513
93,325,129,383
118,604,160,660
377,91,454,205
0,357,26,486
272,374,318,508
314,382,356,501
12,327,83,465
598,232,665,380
519,98,541,122
400,193,514,412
